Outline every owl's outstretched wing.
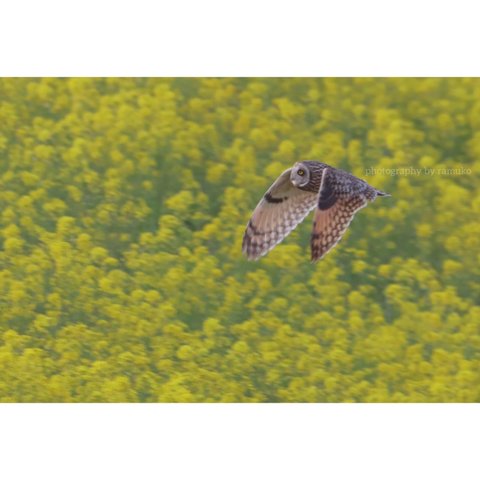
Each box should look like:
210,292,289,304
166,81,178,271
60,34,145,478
242,168,318,260
310,167,370,262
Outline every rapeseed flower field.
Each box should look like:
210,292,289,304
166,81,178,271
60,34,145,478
0,77,478,402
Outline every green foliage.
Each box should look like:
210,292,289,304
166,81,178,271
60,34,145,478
0,78,478,402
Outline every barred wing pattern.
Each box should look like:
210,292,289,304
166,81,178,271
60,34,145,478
310,168,369,262
242,169,318,260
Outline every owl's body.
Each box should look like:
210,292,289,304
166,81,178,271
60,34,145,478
242,161,389,262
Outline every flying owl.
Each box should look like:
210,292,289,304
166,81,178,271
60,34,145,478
242,161,390,262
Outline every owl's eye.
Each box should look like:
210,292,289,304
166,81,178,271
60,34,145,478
297,169,305,176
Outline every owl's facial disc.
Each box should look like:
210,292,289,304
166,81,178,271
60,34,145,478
291,163,310,187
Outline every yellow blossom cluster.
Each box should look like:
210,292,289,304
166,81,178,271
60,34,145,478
0,78,478,401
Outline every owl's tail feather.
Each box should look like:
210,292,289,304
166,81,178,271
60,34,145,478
376,189,391,197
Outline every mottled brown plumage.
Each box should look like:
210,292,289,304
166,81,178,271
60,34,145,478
242,161,390,262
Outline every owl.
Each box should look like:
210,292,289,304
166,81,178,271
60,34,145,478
242,161,390,262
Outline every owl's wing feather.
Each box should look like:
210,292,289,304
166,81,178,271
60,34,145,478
243,168,318,260
311,167,369,262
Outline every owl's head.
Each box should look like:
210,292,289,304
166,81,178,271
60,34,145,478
290,162,311,188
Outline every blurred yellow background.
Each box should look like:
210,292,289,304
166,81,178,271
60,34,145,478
0,78,478,401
